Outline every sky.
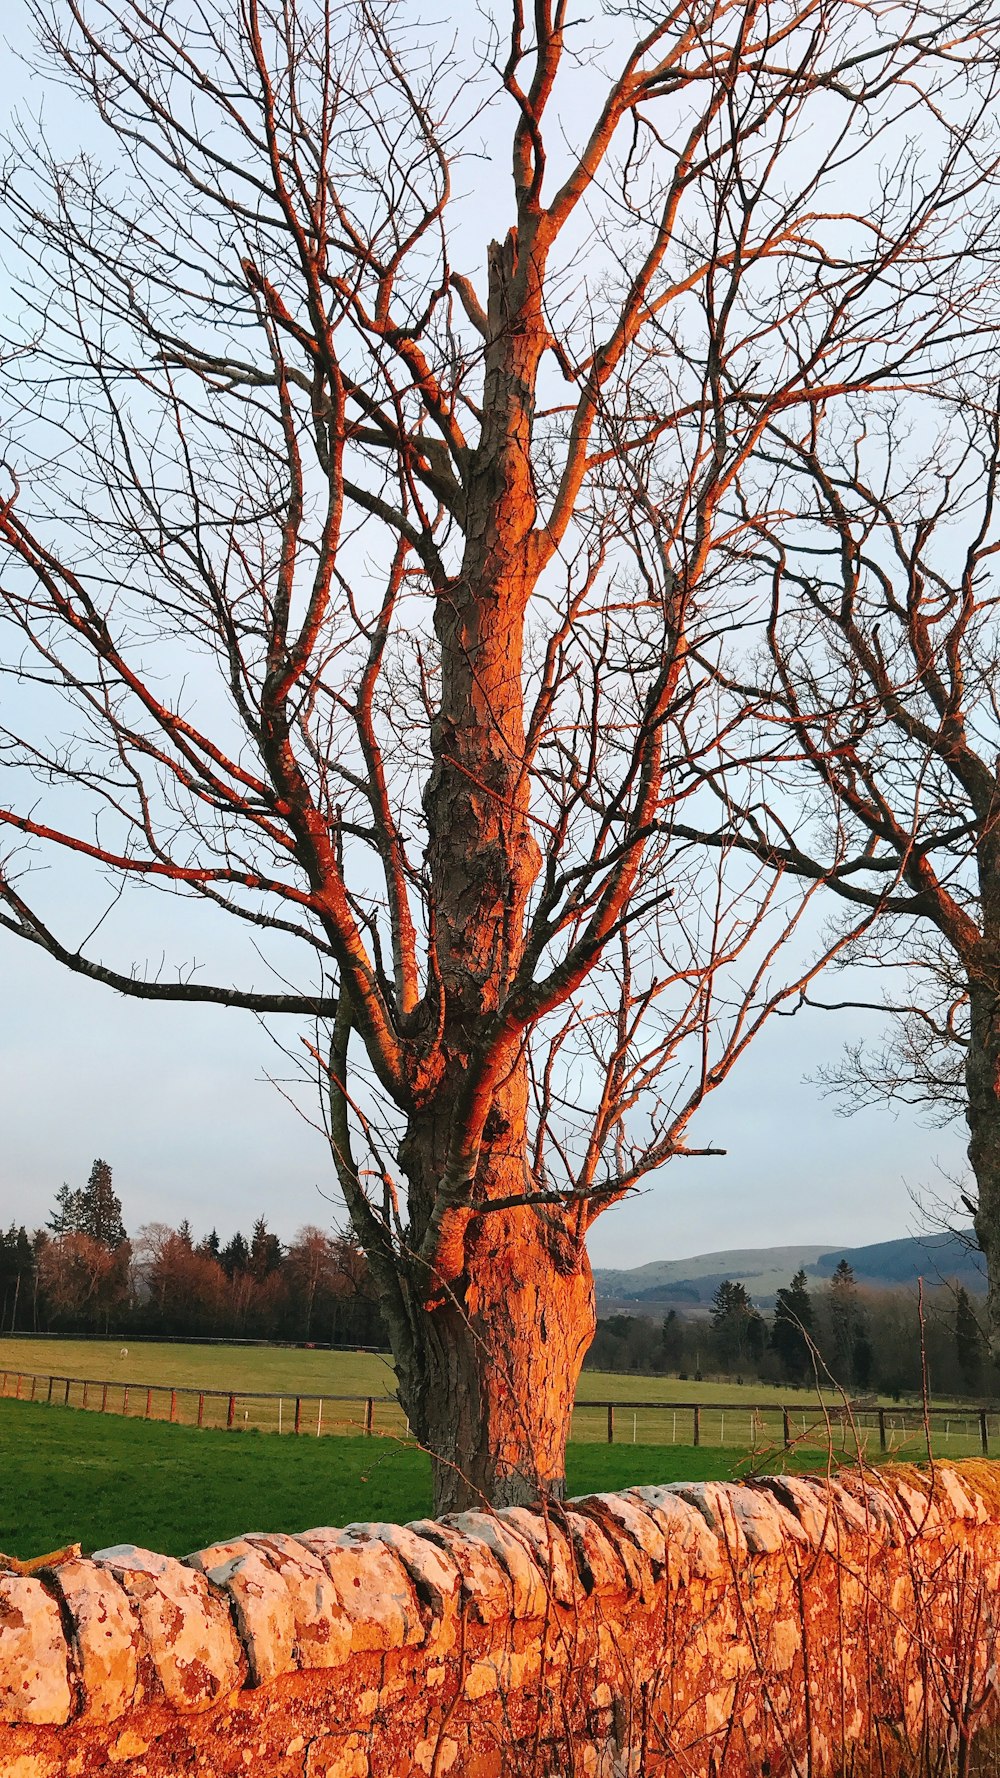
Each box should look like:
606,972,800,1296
0,921,969,1264
0,2,971,1267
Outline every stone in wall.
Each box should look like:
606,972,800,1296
89,1544,245,1710
0,1576,72,1727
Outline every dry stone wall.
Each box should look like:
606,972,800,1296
2,1461,1000,1776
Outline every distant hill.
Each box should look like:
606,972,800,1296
593,1230,985,1312
814,1231,985,1289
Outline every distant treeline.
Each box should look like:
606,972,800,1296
585,1264,995,1402
3,1162,991,1398
0,1160,385,1347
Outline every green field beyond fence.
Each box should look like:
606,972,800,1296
0,1337,991,1460
2,1373,993,1458
0,1396,852,1562
0,1336,975,1562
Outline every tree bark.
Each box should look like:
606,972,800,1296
395,1050,595,1514
397,1199,595,1514
968,977,1000,1356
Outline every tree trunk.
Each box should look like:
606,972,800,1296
394,233,573,1509
392,1054,596,1514
968,979,1000,1356
397,1202,595,1514
356,227,597,1511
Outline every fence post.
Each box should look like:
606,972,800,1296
364,1397,374,1436
782,1407,791,1450
63,1378,70,1406
83,1382,89,1409
227,1394,236,1430
980,1410,989,1456
878,1407,887,1453
123,1387,129,1415
295,1396,302,1435
607,1403,615,1444
197,1392,205,1428
101,1383,108,1412
30,1375,37,1401
693,1405,701,1447
14,1375,21,1400
170,1390,177,1424
317,1400,323,1438
46,1376,54,1404
145,1387,152,1420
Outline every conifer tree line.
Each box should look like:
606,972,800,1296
0,1160,384,1345
585,1264,995,1403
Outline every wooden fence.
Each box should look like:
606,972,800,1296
1,1370,996,1456
591,1398,994,1455
0,1370,392,1437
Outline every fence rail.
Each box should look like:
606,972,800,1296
578,1399,995,1457
1,1370,996,1456
0,1370,398,1437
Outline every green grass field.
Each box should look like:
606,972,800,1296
0,1337,399,1397
0,1397,850,1561
0,1336,985,1459
0,1335,853,1399
0,1338,951,1560
0,1335,957,1408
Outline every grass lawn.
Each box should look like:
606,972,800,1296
0,1336,981,1459
0,1333,942,1409
0,1397,851,1562
0,1336,400,1398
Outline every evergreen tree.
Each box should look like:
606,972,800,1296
745,1310,767,1367
197,1229,221,1262
711,1279,766,1373
250,1217,283,1281
47,1183,86,1236
80,1159,127,1249
661,1309,684,1372
177,1219,193,1250
955,1286,985,1393
828,1259,860,1388
220,1232,250,1278
772,1270,815,1384
711,1279,751,1324
0,1225,34,1332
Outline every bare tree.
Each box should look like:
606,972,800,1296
135,1221,229,1331
37,1231,131,1330
809,930,969,1132
682,381,1000,1352
1,0,997,1506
